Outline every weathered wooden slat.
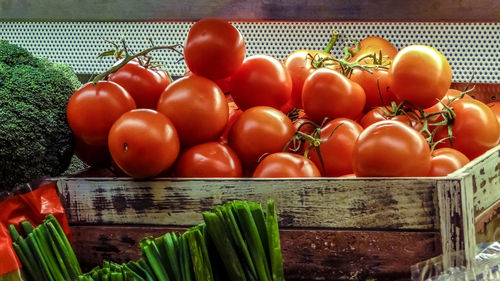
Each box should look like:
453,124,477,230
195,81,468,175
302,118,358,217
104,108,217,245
437,176,476,269
0,0,498,21
58,178,439,230
71,225,441,281
451,146,500,217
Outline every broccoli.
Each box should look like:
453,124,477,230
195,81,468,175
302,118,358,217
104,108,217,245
0,40,81,191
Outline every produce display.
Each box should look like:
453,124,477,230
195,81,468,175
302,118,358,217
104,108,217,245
8,200,284,281
0,16,499,281
65,18,498,179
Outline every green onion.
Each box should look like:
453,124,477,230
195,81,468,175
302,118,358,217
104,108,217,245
140,238,170,281
203,210,246,281
163,233,182,281
185,226,213,281
232,201,271,281
265,200,285,281
178,235,193,281
138,259,158,281
20,221,34,236
220,204,257,280
249,202,270,263
45,214,83,275
27,232,55,281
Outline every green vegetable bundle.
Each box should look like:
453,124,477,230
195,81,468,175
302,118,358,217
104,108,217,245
8,214,82,281
0,40,81,191
79,200,285,281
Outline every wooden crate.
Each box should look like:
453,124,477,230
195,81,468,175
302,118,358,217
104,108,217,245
55,84,499,281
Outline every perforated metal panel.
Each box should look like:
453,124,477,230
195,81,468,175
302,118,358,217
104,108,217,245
0,21,498,83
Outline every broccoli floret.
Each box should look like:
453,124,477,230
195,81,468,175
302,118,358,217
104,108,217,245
0,40,81,191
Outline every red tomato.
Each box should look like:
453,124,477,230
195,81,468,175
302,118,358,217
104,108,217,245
352,120,431,177
229,106,296,170
253,152,320,178
307,118,363,177
108,62,171,109
284,50,334,109
230,55,292,111
184,18,245,80
74,136,111,167
349,36,398,63
339,173,356,178
424,88,473,114
488,102,500,130
219,107,243,145
389,45,452,108
427,148,470,177
302,68,366,124
360,107,423,131
108,109,180,178
157,75,229,147
359,107,391,128
349,68,398,111
287,112,316,154
184,66,231,94
392,114,424,132
67,81,136,146
174,142,242,177
434,99,500,159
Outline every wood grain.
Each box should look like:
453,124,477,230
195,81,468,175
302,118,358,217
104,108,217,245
57,177,439,230
71,225,441,281
451,146,500,217
437,176,476,269
0,0,499,21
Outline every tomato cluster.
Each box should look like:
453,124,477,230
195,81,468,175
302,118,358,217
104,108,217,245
67,18,500,179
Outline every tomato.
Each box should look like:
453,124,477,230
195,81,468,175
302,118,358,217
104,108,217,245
229,106,296,170
184,66,231,94
427,148,469,177
230,55,292,111
488,102,500,129
174,142,242,177
307,118,363,177
392,114,423,132
349,36,398,63
253,152,320,178
340,173,356,178
157,75,229,147
434,99,500,159
389,45,452,109
284,50,333,109
74,136,111,167
184,18,245,80
219,106,243,145
108,109,180,178
349,68,398,111
108,62,171,109
360,107,422,131
424,88,473,114
359,107,391,128
352,120,431,177
302,68,366,124
67,81,136,146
